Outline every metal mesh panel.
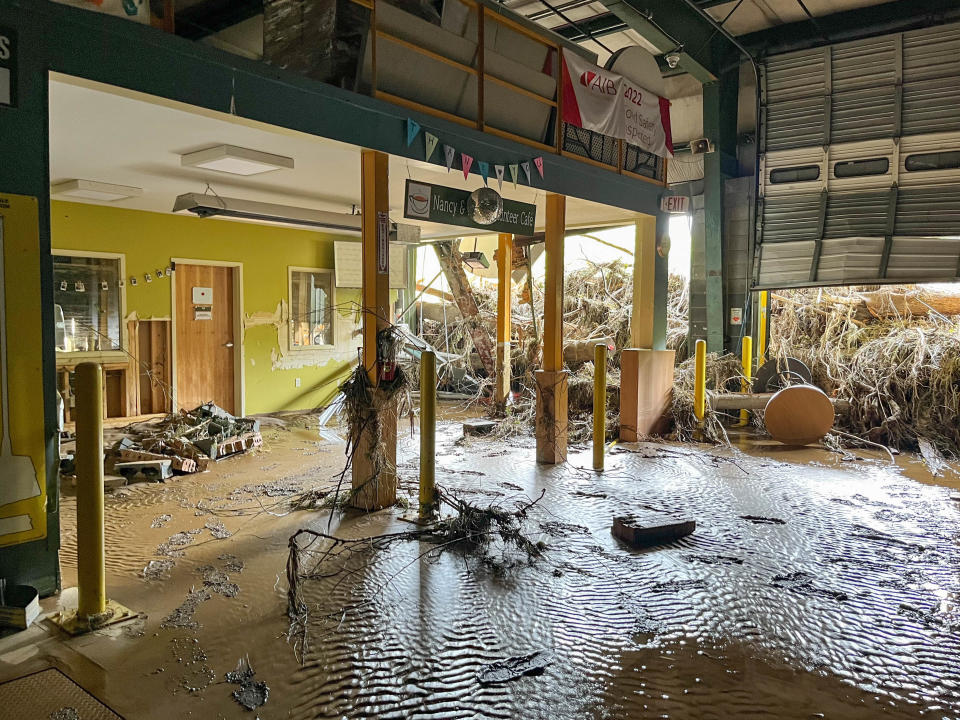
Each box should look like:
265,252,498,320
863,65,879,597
622,143,663,180
561,124,617,166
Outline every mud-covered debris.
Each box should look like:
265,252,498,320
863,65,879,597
205,518,231,539
683,554,744,566
225,656,269,710
218,554,245,573
157,530,197,557
48,709,79,720
197,565,239,598
613,515,696,547
161,587,211,629
740,515,786,525
142,558,175,580
151,513,172,529
651,579,707,593
477,650,554,685
771,571,849,602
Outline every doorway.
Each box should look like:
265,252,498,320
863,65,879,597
172,261,242,415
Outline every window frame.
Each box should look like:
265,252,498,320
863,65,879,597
904,150,960,173
833,157,890,179
287,266,337,352
52,248,127,362
769,165,821,184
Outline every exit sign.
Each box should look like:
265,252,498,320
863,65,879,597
0,26,15,107
660,195,689,214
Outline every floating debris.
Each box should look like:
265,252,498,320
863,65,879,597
771,571,849,603
204,519,232,540
225,657,269,711
218,554,245,573
740,515,787,525
142,559,175,581
156,531,197,558
150,514,172,529
477,650,554,685
197,565,239,598
161,588,211,630
171,636,215,694
48,709,79,720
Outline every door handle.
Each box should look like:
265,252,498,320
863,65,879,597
223,342,234,348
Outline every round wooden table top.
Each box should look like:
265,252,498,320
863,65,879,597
764,384,835,446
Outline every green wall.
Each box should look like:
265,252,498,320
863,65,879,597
51,200,358,414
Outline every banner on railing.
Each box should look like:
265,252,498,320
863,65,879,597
560,49,673,159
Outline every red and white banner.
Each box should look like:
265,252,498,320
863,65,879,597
561,49,673,158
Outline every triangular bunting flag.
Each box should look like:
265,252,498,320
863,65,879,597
521,161,532,184
461,153,474,180
509,164,519,187
495,165,505,190
406,118,421,147
425,132,439,162
478,161,490,186
444,145,456,172
533,156,544,179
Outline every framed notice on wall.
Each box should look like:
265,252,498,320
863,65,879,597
333,241,407,289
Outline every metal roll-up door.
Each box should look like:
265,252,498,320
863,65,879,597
763,48,826,151
761,193,822,243
758,21,960,289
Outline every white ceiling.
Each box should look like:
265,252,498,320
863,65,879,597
48,74,637,241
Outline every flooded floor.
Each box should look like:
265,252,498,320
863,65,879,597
1,412,958,719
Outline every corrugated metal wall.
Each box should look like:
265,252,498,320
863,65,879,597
757,21,960,288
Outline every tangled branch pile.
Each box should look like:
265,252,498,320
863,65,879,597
770,286,960,456
671,352,744,443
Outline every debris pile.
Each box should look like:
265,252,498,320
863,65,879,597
770,286,960,456
107,403,263,480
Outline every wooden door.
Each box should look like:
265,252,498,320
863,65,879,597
175,264,236,414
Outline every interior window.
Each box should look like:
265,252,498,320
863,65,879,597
834,158,889,178
53,254,122,353
769,165,820,184
290,269,335,348
904,150,960,172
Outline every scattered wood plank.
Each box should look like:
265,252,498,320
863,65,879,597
612,515,696,548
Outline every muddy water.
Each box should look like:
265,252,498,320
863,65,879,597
20,415,960,719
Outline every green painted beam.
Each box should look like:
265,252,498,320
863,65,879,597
702,81,725,354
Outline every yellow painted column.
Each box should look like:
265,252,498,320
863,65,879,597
630,215,656,350
593,343,606,471
495,233,513,406
361,149,390,384
739,335,753,426
75,363,106,618
536,194,568,463
694,339,707,423
419,350,436,519
353,149,396,509
757,290,769,368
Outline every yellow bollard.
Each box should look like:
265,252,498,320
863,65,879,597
757,291,768,368
419,351,436,519
738,336,753,426
76,362,106,619
694,339,707,423
593,343,606,472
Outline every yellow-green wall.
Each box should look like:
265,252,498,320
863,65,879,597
51,200,359,414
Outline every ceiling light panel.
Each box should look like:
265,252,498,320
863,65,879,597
51,179,143,202
181,145,295,175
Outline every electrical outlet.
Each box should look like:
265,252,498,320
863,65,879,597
295,377,301,388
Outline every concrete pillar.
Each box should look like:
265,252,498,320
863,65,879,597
352,149,396,509
536,194,567,464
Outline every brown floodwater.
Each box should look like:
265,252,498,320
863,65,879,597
2,412,958,719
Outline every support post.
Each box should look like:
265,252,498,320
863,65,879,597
419,351,436,519
353,149,397,510
593,343,606,471
757,290,768,367
631,216,656,349
703,81,726,353
495,233,513,406
536,194,567,464
694,339,706,423
76,362,105,619
739,335,753,426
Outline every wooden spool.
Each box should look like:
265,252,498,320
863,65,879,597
763,384,834,446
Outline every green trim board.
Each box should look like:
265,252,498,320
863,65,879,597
403,180,536,235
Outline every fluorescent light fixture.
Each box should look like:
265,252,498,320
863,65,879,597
172,193,421,243
180,145,295,175
51,179,143,202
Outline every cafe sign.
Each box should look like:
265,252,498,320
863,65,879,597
404,179,536,235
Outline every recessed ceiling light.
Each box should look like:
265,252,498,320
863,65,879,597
51,179,143,202
180,145,295,175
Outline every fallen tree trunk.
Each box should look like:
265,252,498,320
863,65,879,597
434,240,496,377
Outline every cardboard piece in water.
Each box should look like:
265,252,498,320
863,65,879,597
403,179,536,235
